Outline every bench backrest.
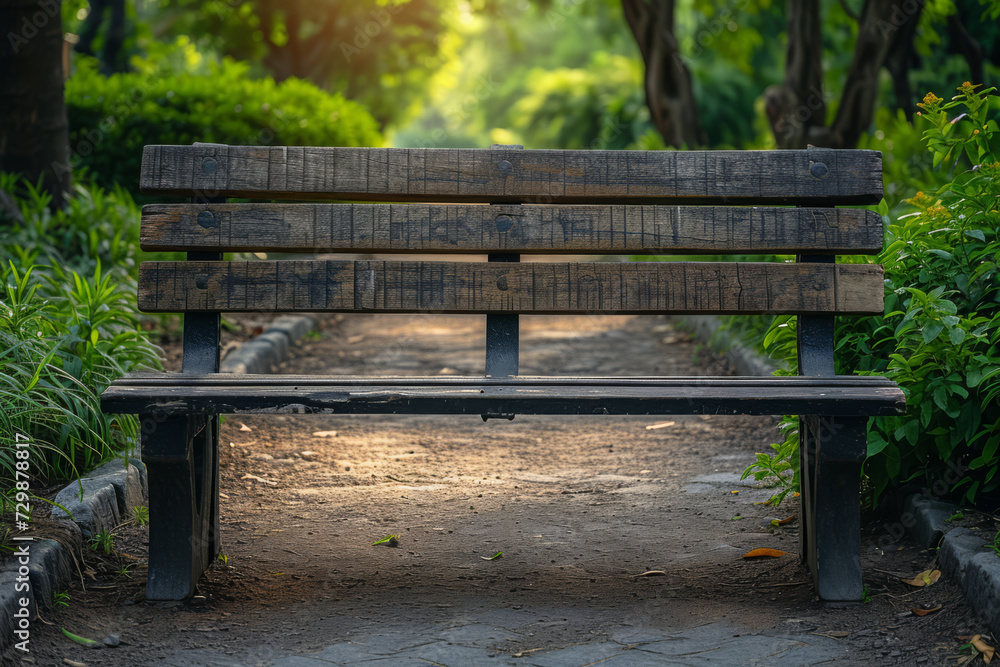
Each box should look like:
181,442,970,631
137,144,884,377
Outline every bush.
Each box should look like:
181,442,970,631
0,176,160,491
744,83,1000,506
65,42,383,196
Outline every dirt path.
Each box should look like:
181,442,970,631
14,314,988,666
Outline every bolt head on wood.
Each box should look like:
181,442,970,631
811,162,829,178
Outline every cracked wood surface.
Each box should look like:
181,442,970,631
140,203,883,254
137,260,884,315
139,145,883,204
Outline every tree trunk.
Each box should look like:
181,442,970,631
621,0,702,148
824,0,924,148
765,0,924,149
764,0,826,148
0,0,72,209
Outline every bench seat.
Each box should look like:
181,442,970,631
103,373,904,417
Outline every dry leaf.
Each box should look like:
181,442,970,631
742,548,789,559
911,605,942,616
900,569,941,587
731,490,740,495
972,635,996,663
346,334,365,344
312,430,338,438
636,570,667,577
239,423,252,432
645,421,676,430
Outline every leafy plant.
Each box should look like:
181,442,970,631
991,529,1000,558
742,83,1000,507
87,531,115,555
53,591,70,608
947,511,965,522
132,505,149,526
216,553,229,565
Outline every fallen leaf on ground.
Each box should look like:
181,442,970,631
972,635,995,663
731,515,744,521
372,534,399,547
438,367,458,375
743,548,789,558
812,631,850,639
900,569,941,587
910,605,943,616
64,660,89,667
774,515,796,525
645,421,676,430
481,551,503,560
730,490,740,494
61,628,100,647
635,570,667,577
239,423,252,432
346,334,365,344
312,430,338,437
240,473,277,486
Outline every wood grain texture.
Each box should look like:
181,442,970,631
136,260,884,315
140,203,883,254
139,145,883,204
100,379,907,417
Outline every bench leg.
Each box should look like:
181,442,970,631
142,414,217,600
799,415,867,601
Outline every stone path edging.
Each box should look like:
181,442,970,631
904,493,1000,637
1,314,319,656
672,315,784,376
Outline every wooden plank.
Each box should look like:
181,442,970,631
136,260,885,315
140,203,883,254
99,381,907,417
139,145,883,204
110,373,901,387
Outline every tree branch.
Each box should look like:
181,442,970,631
621,0,702,148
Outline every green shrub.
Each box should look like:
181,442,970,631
744,83,1000,506
1,176,160,488
65,40,383,196
1,173,140,281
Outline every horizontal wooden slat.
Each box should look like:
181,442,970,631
140,203,883,254
140,145,883,204
110,373,902,387
137,260,884,315
100,376,906,417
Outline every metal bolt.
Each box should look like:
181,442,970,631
197,211,219,229
495,215,514,232
496,275,509,291
497,160,512,174
195,275,209,289
810,162,828,178
202,158,218,174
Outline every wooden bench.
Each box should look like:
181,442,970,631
101,143,906,601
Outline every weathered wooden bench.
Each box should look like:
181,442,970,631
101,143,905,601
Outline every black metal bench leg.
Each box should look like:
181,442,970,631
800,415,867,600
142,414,215,600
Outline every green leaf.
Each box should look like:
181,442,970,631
922,322,944,344
61,628,100,647
964,229,986,242
948,327,966,345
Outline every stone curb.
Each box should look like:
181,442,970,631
903,493,1000,637
221,315,318,374
671,315,785,376
1,315,319,656
1,452,138,657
